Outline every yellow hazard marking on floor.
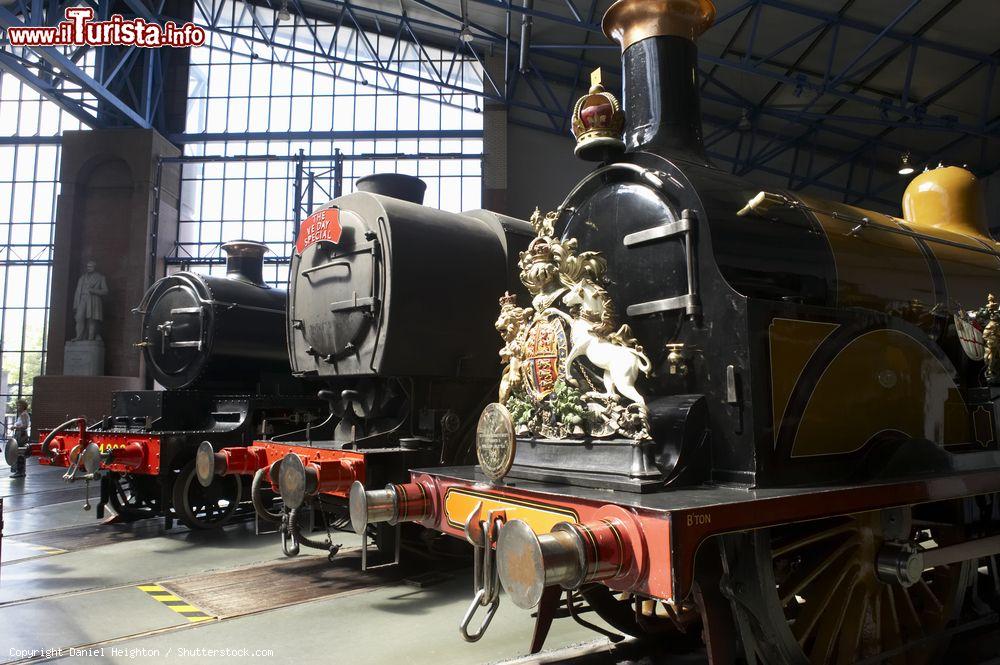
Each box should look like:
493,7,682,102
26,544,67,555
137,584,215,623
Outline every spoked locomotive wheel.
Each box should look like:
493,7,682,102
726,508,972,665
107,473,161,521
171,459,242,530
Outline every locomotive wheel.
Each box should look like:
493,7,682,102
726,508,972,665
171,460,242,530
106,473,161,521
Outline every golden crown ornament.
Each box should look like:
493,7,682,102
571,68,626,162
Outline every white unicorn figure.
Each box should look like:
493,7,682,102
562,280,651,411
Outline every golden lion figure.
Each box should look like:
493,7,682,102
495,293,530,404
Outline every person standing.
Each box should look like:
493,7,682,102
10,399,29,478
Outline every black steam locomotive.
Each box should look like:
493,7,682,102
198,174,534,560
33,240,324,529
347,0,1000,662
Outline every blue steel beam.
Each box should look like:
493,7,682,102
736,0,969,179
757,0,997,65
0,49,98,125
699,51,991,138
0,4,151,128
0,0,976,208
169,129,484,143
302,0,990,142
825,0,921,87
409,0,992,137
219,0,992,202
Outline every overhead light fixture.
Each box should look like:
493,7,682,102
459,25,474,43
898,152,915,176
277,0,291,22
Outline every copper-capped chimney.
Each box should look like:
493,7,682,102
603,0,715,158
220,240,268,286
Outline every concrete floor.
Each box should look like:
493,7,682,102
0,458,615,664
4,459,997,665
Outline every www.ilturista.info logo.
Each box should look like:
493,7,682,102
4,7,206,48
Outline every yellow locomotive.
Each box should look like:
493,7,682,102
336,0,1000,662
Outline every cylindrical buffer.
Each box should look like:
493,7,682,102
3,439,18,468
198,443,269,487
277,453,360,509
348,480,431,535
82,441,145,474
196,441,222,487
349,482,397,535
110,442,146,470
497,519,630,609
46,436,67,463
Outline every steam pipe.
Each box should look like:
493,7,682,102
40,418,86,458
252,468,283,523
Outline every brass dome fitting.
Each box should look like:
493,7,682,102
901,165,990,240
602,0,716,51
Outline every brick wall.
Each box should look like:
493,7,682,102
31,375,143,436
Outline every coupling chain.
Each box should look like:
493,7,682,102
459,504,505,642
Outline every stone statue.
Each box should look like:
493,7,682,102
73,260,108,341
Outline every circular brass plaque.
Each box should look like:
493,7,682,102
476,403,516,482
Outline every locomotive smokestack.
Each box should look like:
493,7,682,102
355,173,427,205
220,240,268,286
603,0,715,158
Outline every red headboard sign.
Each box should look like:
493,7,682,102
296,208,342,254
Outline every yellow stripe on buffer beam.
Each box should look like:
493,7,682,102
137,584,215,623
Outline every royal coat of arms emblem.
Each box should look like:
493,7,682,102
523,317,569,399
494,208,651,441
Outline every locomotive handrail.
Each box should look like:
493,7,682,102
301,260,351,278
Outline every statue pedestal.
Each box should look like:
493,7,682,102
64,340,105,376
